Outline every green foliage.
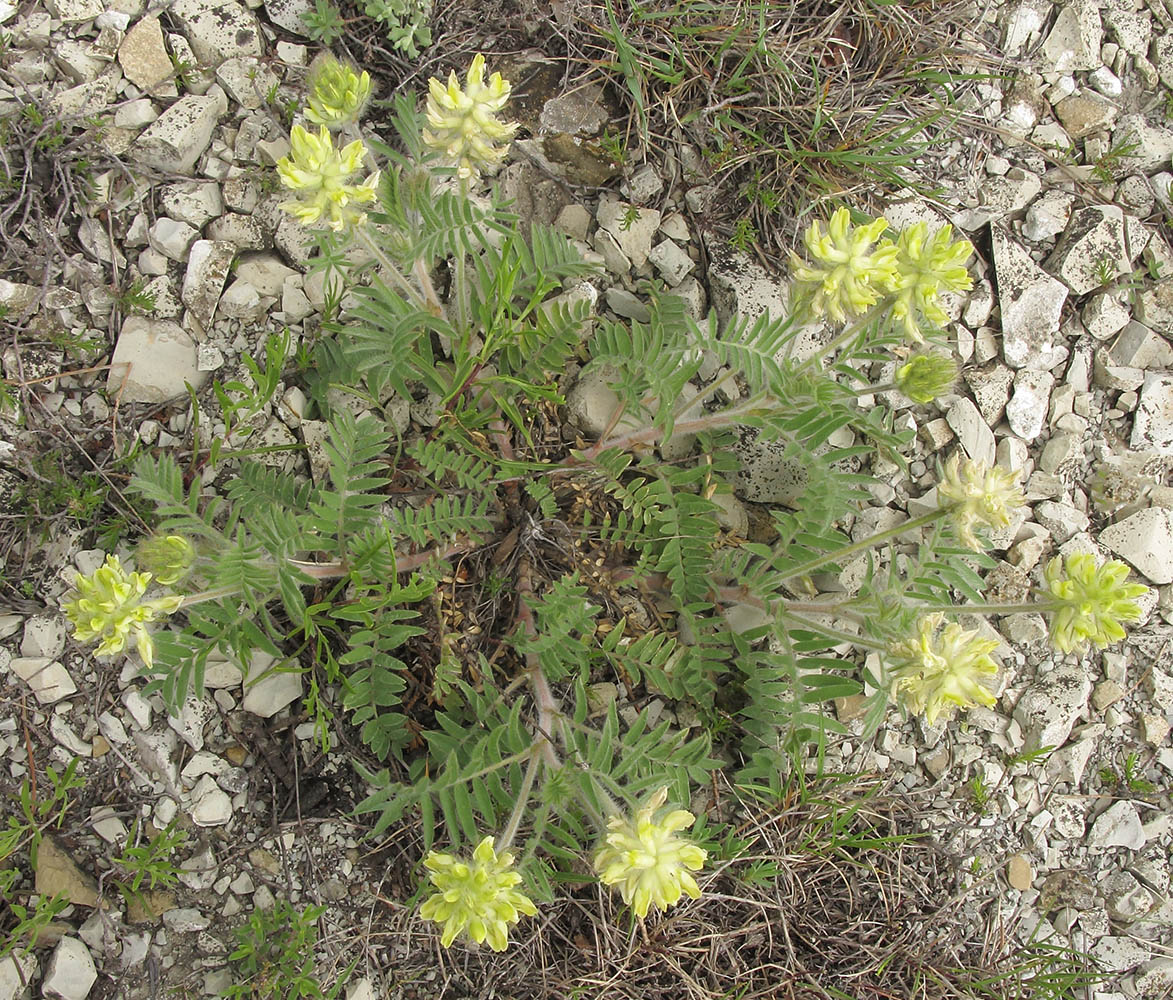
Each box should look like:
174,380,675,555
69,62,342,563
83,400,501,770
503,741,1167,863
221,900,352,1000
115,276,157,315
110,819,187,901
0,760,84,957
300,0,345,45
362,0,432,57
1098,750,1157,796
192,329,292,470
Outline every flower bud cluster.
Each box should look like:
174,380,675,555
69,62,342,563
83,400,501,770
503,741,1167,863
304,54,372,129
422,53,519,179
938,454,1026,551
276,126,380,232
419,836,537,951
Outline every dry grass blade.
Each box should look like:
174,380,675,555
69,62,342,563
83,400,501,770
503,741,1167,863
570,0,984,250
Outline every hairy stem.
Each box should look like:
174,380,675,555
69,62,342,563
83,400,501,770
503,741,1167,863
351,227,426,309
777,508,946,581
177,541,474,609
779,610,887,651
794,300,891,376
497,749,540,852
583,391,773,460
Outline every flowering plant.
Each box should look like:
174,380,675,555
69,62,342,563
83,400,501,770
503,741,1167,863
56,52,1153,956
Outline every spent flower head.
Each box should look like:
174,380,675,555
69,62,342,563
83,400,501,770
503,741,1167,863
419,835,537,951
303,54,372,129
276,125,379,231
594,786,707,919
889,222,974,342
788,207,900,324
895,351,959,403
888,613,999,726
1044,554,1149,654
423,53,519,179
938,453,1026,551
134,534,195,586
61,555,183,669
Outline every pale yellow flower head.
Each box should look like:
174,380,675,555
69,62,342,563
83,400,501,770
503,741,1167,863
889,222,974,342
888,614,999,726
1044,554,1148,654
419,835,537,951
938,453,1025,551
304,54,372,129
788,208,900,324
61,555,183,669
594,786,707,919
276,125,379,231
422,53,519,179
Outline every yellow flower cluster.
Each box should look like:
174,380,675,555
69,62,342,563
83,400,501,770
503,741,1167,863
938,454,1026,551
889,223,976,342
789,208,974,340
594,786,707,919
1044,554,1148,654
276,125,379,231
422,789,709,950
419,836,537,951
789,209,898,324
423,53,518,179
61,555,183,669
888,613,999,726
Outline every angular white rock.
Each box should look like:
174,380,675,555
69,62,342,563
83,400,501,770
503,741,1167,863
1045,205,1149,295
1005,369,1053,441
1098,507,1173,584
108,317,205,403
0,953,36,1000
131,95,221,174
1111,322,1173,369
1040,0,1102,72
1087,800,1145,851
42,937,97,1000
21,615,66,659
242,650,303,718
945,397,996,466
596,199,661,270
1012,664,1091,750
9,657,76,704
991,226,1067,368
170,0,262,67
181,239,236,329
190,775,233,827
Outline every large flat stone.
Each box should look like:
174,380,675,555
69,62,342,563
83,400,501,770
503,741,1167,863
131,95,220,174
1131,373,1173,455
1099,507,1173,584
170,0,262,68
118,15,173,95
1045,205,1149,295
991,225,1067,368
108,317,206,403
